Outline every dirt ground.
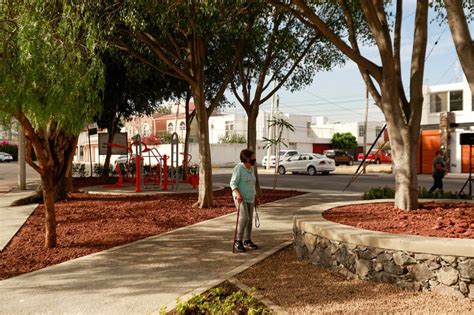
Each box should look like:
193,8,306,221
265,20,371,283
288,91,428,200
237,246,473,314
323,201,474,239
0,181,303,280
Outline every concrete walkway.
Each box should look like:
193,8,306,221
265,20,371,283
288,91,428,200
0,190,358,314
0,190,38,251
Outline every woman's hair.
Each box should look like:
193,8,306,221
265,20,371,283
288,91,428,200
240,149,255,163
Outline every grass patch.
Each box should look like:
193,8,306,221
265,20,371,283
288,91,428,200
168,281,269,315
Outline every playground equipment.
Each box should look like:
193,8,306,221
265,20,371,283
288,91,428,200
103,132,199,192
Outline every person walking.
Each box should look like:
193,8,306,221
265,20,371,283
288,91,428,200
230,149,259,252
429,150,446,193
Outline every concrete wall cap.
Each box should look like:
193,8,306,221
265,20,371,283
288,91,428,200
294,199,474,257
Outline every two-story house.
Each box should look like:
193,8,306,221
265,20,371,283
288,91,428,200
419,76,473,174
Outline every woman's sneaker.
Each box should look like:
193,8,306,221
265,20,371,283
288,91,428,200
243,240,258,250
234,240,246,252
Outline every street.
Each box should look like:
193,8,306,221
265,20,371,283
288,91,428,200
0,161,469,195
0,162,39,192
213,168,469,194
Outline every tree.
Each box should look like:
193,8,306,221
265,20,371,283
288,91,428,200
101,1,257,207
263,114,295,189
274,0,429,210
231,6,343,152
441,1,474,93
1,0,104,247
331,132,357,150
96,52,182,176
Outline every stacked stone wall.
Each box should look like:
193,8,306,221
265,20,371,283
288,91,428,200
294,230,473,299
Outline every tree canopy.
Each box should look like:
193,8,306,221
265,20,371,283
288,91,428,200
331,132,358,151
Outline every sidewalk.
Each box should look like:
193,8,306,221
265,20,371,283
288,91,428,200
0,189,38,251
0,191,358,314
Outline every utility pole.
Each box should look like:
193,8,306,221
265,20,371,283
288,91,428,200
362,87,369,174
18,127,26,190
265,80,277,170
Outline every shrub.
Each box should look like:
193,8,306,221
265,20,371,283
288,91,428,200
72,164,86,177
218,133,246,144
175,285,268,315
362,186,467,200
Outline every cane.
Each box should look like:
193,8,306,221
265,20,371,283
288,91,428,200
232,200,241,253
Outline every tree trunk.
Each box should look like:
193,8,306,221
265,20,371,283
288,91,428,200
102,128,116,178
183,90,192,181
247,107,263,197
192,85,213,208
42,177,57,248
444,0,474,94
389,130,419,210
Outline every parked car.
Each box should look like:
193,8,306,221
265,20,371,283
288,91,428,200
278,153,335,176
261,150,299,167
0,152,13,162
114,154,136,165
323,149,354,166
357,149,391,164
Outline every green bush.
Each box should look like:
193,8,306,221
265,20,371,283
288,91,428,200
72,164,86,177
175,286,268,315
362,186,395,200
363,186,466,200
0,143,18,160
218,133,246,144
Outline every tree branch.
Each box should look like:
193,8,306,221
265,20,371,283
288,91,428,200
444,0,474,93
136,31,194,83
277,0,382,82
408,0,429,128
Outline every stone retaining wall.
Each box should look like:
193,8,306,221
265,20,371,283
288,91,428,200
294,231,474,299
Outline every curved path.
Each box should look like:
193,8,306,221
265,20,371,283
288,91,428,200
0,189,358,314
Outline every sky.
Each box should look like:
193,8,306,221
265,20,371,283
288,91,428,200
226,2,472,125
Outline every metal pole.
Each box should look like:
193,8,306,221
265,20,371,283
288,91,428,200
88,130,93,177
362,88,369,174
18,127,26,190
265,80,277,170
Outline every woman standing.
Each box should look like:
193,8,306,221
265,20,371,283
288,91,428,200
230,149,258,252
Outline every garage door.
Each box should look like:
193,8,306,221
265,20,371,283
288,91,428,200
461,145,474,173
418,130,440,174
312,143,331,154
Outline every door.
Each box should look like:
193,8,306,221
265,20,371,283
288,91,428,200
286,155,300,171
418,130,441,174
461,145,474,173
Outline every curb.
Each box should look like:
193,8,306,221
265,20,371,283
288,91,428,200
162,240,292,313
228,277,289,315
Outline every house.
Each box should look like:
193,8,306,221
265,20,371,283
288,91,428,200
310,116,385,158
419,76,474,174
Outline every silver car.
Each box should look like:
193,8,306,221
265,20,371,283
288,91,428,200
0,152,13,162
278,153,335,176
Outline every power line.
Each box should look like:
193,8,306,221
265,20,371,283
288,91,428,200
425,25,448,62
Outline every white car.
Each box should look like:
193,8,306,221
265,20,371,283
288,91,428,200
0,152,13,162
261,150,299,167
277,153,335,176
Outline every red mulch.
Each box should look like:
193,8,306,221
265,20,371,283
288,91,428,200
323,202,474,239
0,179,304,280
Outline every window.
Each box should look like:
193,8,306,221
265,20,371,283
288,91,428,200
358,125,365,137
225,121,234,136
375,126,382,137
449,90,463,111
167,122,174,133
179,121,186,130
79,146,84,161
430,92,448,113
142,123,151,136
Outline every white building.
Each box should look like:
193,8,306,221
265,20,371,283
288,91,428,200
420,76,473,174
311,117,385,150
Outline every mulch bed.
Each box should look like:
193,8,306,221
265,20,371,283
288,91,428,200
0,178,304,280
323,202,474,239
